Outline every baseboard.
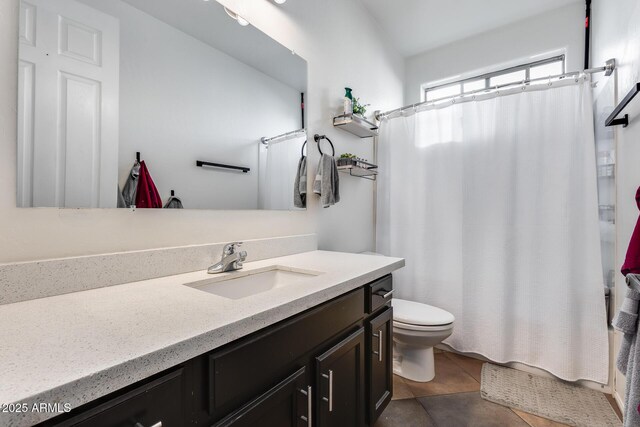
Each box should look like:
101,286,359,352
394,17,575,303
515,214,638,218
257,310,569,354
614,390,625,414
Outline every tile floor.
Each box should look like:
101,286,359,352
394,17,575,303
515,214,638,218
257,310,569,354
375,351,623,427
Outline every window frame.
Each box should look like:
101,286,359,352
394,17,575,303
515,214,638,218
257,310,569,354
423,55,565,102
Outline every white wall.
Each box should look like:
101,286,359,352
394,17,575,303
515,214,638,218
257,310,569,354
404,3,585,104
113,2,300,210
0,0,403,262
592,0,640,408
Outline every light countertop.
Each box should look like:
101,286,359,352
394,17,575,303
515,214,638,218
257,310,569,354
0,250,404,426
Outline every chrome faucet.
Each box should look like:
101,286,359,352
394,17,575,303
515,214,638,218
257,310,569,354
208,242,247,274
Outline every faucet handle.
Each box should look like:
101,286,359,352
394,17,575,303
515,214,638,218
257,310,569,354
223,242,243,255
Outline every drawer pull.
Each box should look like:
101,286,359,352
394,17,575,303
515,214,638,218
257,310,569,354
372,330,383,362
321,370,334,412
378,289,394,299
135,423,162,427
300,385,312,426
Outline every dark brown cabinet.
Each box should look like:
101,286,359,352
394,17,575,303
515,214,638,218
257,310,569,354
367,307,393,425
315,328,366,427
48,369,185,427
214,367,310,427
40,275,394,427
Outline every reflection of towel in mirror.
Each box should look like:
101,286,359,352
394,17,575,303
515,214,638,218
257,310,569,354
313,154,340,208
163,196,184,209
614,274,640,427
117,186,126,208
122,162,140,207
135,161,163,208
294,156,307,208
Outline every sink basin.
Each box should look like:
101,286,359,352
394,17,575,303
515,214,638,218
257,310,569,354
185,266,322,300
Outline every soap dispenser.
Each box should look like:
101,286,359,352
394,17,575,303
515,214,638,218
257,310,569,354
344,87,353,116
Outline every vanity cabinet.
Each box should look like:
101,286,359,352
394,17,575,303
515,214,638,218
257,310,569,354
315,328,366,427
367,307,393,424
39,275,393,427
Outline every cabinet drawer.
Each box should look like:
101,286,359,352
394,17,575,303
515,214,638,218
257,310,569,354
208,288,365,420
53,369,184,427
366,275,393,314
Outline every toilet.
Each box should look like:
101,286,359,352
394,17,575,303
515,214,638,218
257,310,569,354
392,298,455,382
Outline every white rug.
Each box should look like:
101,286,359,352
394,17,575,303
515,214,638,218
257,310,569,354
480,363,622,427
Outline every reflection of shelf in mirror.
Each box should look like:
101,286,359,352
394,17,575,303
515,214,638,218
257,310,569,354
597,163,615,178
599,204,615,224
337,160,378,181
333,113,379,138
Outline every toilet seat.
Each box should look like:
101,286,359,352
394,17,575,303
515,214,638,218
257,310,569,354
392,298,455,326
393,320,453,332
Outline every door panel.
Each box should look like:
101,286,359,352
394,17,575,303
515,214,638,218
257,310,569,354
214,367,310,427
368,306,393,425
18,0,119,207
315,328,365,427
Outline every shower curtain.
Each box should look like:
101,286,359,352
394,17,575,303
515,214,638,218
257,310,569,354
259,136,304,210
377,78,609,383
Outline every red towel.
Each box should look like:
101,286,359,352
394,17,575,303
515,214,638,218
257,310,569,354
622,186,640,275
135,161,162,209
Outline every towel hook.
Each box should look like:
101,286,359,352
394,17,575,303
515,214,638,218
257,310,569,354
314,134,335,156
170,190,175,197
136,152,141,163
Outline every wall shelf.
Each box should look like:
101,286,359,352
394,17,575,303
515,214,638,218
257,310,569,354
337,160,378,180
333,113,379,138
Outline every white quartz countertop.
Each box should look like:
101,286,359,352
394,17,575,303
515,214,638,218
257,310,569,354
0,250,404,427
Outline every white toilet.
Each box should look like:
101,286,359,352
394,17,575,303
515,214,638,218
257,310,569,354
392,298,455,382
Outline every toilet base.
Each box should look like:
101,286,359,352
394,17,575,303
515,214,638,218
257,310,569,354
393,343,435,382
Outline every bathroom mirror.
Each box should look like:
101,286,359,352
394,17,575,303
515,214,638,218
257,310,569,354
16,0,307,210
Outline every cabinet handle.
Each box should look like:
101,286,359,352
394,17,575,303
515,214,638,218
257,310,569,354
321,370,334,412
377,289,394,299
372,330,383,362
134,423,162,427
300,385,312,426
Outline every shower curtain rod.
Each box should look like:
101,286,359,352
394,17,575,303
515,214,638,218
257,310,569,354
376,59,616,121
261,128,306,145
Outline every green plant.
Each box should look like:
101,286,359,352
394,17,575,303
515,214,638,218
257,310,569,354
340,153,357,159
352,97,370,117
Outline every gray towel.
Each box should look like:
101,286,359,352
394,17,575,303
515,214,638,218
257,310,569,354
313,154,340,208
163,196,183,209
121,162,140,208
117,186,126,208
294,156,307,208
613,273,640,426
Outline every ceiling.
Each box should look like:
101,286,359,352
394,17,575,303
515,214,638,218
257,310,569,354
78,0,307,92
360,0,582,57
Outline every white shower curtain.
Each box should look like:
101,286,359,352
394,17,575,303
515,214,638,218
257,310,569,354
377,78,609,383
259,136,304,210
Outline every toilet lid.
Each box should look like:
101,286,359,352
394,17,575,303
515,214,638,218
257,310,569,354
392,298,455,326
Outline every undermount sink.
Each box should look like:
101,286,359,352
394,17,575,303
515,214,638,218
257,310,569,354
184,266,322,300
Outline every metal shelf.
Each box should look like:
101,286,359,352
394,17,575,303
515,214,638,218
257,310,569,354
337,160,378,181
333,113,379,138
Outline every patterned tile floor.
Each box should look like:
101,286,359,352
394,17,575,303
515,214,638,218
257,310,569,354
375,351,623,427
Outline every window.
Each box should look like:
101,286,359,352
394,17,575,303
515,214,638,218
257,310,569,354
423,55,565,102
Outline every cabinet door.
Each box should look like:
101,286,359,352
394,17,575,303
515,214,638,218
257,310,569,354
367,307,393,425
214,367,311,427
315,328,365,427
51,369,184,427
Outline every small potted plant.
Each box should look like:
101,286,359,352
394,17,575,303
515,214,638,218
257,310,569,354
337,153,357,167
352,97,370,118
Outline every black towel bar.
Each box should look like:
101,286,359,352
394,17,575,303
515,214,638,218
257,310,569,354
605,82,640,128
196,160,250,173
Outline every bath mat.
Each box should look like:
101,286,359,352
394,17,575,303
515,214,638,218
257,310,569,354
480,363,621,427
